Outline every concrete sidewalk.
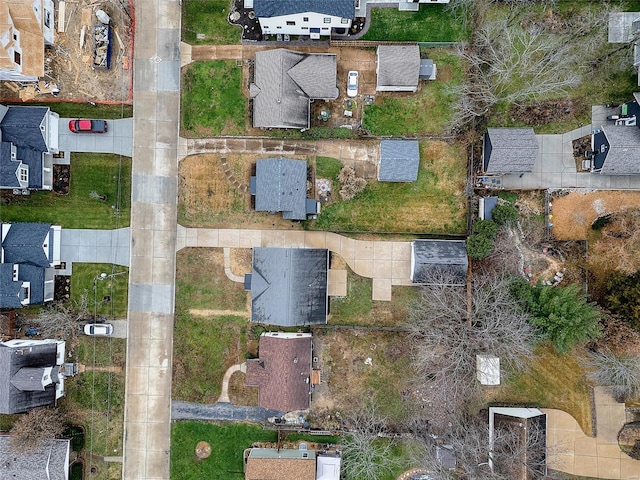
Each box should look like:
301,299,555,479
544,387,640,479
177,226,413,301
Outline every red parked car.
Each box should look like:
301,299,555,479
68,119,108,133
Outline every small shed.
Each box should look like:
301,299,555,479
378,140,420,182
376,45,421,92
476,354,500,385
479,197,498,221
419,59,437,80
411,240,468,285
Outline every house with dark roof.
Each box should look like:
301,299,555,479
483,128,539,174
410,239,468,285
0,338,66,414
376,45,421,92
0,0,55,82
250,49,338,129
251,0,354,38
244,446,317,480
0,104,60,191
245,332,313,413
244,247,329,326
0,435,70,480
250,158,319,220
591,124,640,174
0,222,61,308
378,140,420,182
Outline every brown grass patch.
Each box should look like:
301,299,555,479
228,371,259,406
551,191,640,240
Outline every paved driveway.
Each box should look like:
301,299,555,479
58,118,133,157
59,228,130,274
498,108,640,190
172,401,284,422
544,387,640,479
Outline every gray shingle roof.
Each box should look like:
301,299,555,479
0,435,70,480
483,128,539,173
253,0,355,18
600,126,640,174
0,106,48,152
376,45,421,89
0,342,59,414
411,240,468,284
0,141,21,188
248,248,329,326
378,140,420,182
16,264,45,305
253,158,309,220
251,49,337,129
0,263,21,309
1,223,53,268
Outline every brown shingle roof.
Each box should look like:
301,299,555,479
245,456,316,480
245,333,312,412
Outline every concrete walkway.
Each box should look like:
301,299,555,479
184,137,380,177
58,118,133,157
59,228,130,274
544,387,640,479
172,400,284,422
223,248,244,283
217,362,246,403
177,227,413,301
122,0,181,478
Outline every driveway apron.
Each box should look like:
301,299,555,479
58,118,133,157
59,228,130,272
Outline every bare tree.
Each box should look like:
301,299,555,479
10,407,65,452
340,402,399,480
411,415,556,480
582,348,640,402
407,273,536,429
450,3,617,127
28,291,90,345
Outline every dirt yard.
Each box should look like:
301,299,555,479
310,329,412,429
551,191,640,240
0,0,133,103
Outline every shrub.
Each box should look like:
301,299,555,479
337,166,367,201
605,271,640,330
492,203,519,226
467,219,499,259
526,283,603,353
582,348,640,402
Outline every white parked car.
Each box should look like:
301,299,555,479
347,70,359,98
83,323,113,336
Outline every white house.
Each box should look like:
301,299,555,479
252,0,355,39
0,0,55,82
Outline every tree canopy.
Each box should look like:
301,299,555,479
605,271,640,329
516,281,603,353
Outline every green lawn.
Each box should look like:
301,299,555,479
362,5,469,42
171,422,277,480
312,146,467,234
181,61,245,136
362,49,463,136
182,0,241,45
0,153,131,229
43,102,132,119
71,263,129,319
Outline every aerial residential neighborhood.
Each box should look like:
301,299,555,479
3,0,640,480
